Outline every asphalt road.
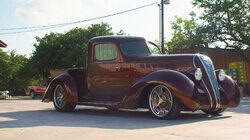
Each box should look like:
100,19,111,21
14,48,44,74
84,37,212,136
0,97,249,140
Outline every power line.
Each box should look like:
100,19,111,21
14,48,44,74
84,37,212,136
0,24,66,35
0,2,158,35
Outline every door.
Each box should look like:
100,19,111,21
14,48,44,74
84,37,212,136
87,43,126,102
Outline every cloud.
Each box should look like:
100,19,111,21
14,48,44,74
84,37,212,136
15,0,94,23
14,0,153,24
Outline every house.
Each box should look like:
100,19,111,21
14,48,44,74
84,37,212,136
0,40,7,48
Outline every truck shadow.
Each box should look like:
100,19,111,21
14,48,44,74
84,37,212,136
0,107,231,130
226,98,250,114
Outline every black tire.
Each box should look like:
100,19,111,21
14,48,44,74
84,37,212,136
202,108,226,115
147,85,181,119
30,90,36,99
53,83,76,112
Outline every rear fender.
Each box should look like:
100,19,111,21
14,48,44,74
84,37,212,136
122,70,197,110
42,74,78,103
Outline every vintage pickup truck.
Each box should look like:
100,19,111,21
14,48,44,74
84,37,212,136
42,36,240,119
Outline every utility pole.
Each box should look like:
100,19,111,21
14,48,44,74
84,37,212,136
159,0,170,54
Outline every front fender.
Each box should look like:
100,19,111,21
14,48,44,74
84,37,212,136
42,73,78,103
122,70,197,110
219,75,240,108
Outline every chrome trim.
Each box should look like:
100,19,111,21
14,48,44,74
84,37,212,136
193,55,213,108
218,70,226,81
197,54,221,109
194,68,202,81
77,101,120,106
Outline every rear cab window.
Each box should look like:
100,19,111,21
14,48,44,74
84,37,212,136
94,43,118,61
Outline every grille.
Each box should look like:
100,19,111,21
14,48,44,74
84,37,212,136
199,55,221,108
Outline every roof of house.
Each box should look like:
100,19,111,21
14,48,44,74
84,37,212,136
0,40,7,48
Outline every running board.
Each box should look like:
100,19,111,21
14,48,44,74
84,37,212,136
76,101,121,108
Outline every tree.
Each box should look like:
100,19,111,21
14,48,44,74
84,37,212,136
167,0,249,61
0,49,31,95
166,12,210,53
0,49,10,90
28,23,117,79
116,29,127,35
192,0,249,61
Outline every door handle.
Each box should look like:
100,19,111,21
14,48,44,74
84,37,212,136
115,67,121,71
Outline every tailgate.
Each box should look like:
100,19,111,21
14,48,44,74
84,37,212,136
50,70,68,79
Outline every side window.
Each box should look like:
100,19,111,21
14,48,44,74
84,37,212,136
94,43,118,61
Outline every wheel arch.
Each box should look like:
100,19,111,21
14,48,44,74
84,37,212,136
138,83,157,108
42,73,78,103
122,70,198,110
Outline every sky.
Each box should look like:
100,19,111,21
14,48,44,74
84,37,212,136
0,0,201,57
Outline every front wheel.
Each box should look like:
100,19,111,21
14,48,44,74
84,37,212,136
148,85,181,119
30,90,36,99
53,84,76,112
202,108,226,115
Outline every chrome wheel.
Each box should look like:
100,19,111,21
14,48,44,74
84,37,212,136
149,85,173,118
53,84,66,109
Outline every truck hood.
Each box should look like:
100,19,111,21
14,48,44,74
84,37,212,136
124,54,196,62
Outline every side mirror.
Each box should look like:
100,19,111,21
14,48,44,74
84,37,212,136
147,41,162,54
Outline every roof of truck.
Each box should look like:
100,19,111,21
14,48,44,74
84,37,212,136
89,36,145,44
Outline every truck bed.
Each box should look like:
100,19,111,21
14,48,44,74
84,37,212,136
50,67,88,101
50,67,87,78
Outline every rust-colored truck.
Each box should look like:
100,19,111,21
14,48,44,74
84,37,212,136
42,36,240,119
28,80,48,98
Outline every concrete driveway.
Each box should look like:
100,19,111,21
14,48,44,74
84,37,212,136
0,98,249,140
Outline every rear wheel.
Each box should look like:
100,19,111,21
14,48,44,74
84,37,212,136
148,85,181,119
53,84,76,112
30,90,36,99
202,108,226,115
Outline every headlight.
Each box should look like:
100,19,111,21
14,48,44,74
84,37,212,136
218,70,226,81
194,68,202,81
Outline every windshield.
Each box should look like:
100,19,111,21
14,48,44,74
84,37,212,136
120,41,150,55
